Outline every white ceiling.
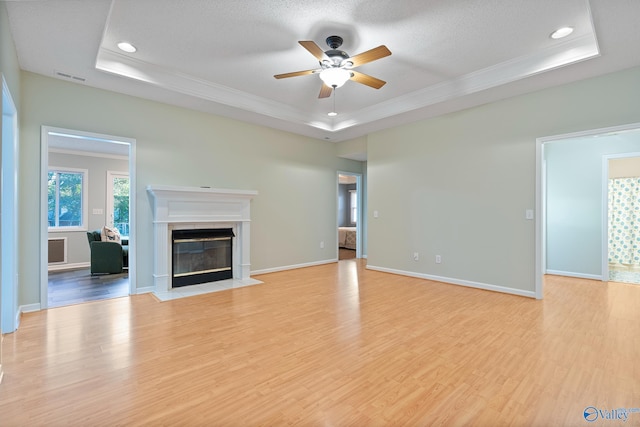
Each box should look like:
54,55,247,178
47,131,129,157
5,0,640,145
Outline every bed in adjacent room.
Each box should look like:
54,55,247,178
338,227,357,250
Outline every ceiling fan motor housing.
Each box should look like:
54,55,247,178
323,35,350,66
324,49,350,65
326,35,343,49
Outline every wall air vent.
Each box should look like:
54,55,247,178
53,70,86,83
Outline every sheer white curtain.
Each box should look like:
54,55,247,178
608,177,640,265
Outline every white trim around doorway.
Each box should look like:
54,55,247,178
40,126,137,310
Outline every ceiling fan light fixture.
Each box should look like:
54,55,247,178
328,111,338,117
319,68,351,88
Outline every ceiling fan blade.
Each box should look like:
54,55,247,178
274,69,316,79
318,84,333,98
350,71,386,89
347,45,392,67
299,41,329,62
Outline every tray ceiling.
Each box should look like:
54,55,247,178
6,0,640,142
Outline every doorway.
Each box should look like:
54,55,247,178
1,76,19,333
537,123,640,298
604,154,640,285
338,172,362,260
40,126,136,309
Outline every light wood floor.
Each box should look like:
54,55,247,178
1,259,639,426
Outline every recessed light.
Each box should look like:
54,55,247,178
550,27,574,40
117,41,137,53
328,111,338,117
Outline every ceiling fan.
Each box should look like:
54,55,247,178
274,35,392,98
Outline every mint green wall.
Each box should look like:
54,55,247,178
0,2,20,105
545,133,640,277
19,72,362,305
367,66,640,293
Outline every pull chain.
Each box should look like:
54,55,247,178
328,85,338,117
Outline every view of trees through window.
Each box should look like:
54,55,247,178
48,170,84,227
112,177,130,236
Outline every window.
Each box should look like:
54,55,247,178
107,172,130,236
350,190,357,224
48,167,88,230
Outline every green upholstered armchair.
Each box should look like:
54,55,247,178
86,230,129,275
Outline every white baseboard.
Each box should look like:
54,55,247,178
366,265,537,299
545,270,603,280
135,286,155,294
17,303,41,329
48,262,90,272
252,258,338,275
20,303,41,313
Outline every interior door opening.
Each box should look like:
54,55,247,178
338,172,362,260
538,123,640,298
1,76,19,333
41,127,136,309
605,154,640,285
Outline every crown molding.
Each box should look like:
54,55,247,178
96,33,598,135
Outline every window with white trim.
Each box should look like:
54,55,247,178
48,167,88,231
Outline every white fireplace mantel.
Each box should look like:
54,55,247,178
147,185,258,294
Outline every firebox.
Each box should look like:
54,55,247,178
171,228,234,288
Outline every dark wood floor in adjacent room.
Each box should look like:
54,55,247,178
2,259,639,425
47,268,129,308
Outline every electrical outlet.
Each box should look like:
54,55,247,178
413,252,419,261
320,241,325,249
435,255,442,264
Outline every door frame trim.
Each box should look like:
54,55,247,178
1,75,19,333
40,126,137,309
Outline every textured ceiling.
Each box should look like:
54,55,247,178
5,0,640,145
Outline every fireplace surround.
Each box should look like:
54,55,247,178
147,185,258,295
